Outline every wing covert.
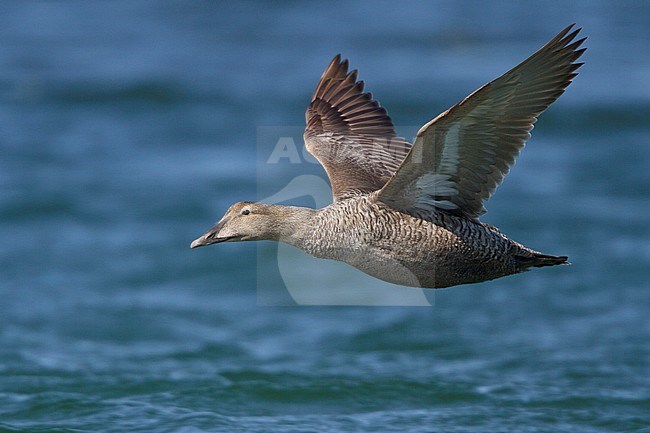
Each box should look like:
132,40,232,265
304,55,411,200
377,25,586,220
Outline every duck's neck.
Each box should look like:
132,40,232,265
268,205,317,250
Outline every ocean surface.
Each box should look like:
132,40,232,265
1,1,649,432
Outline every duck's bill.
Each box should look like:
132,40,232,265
189,217,241,248
190,234,242,248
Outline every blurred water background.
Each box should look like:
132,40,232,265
1,1,649,431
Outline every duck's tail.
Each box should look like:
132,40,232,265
516,252,570,269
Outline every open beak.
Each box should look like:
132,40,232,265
189,217,236,248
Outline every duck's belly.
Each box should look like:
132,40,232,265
308,202,517,289
344,243,513,289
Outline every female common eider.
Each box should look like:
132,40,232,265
191,25,585,289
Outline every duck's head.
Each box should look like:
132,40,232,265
190,201,287,248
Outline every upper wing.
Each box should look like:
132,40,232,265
377,24,586,220
304,55,412,200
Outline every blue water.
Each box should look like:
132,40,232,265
1,1,649,431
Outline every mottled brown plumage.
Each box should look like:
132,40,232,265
191,25,585,289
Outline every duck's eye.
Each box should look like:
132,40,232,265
241,209,250,216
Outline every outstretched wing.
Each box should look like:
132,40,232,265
377,25,586,220
304,55,412,200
